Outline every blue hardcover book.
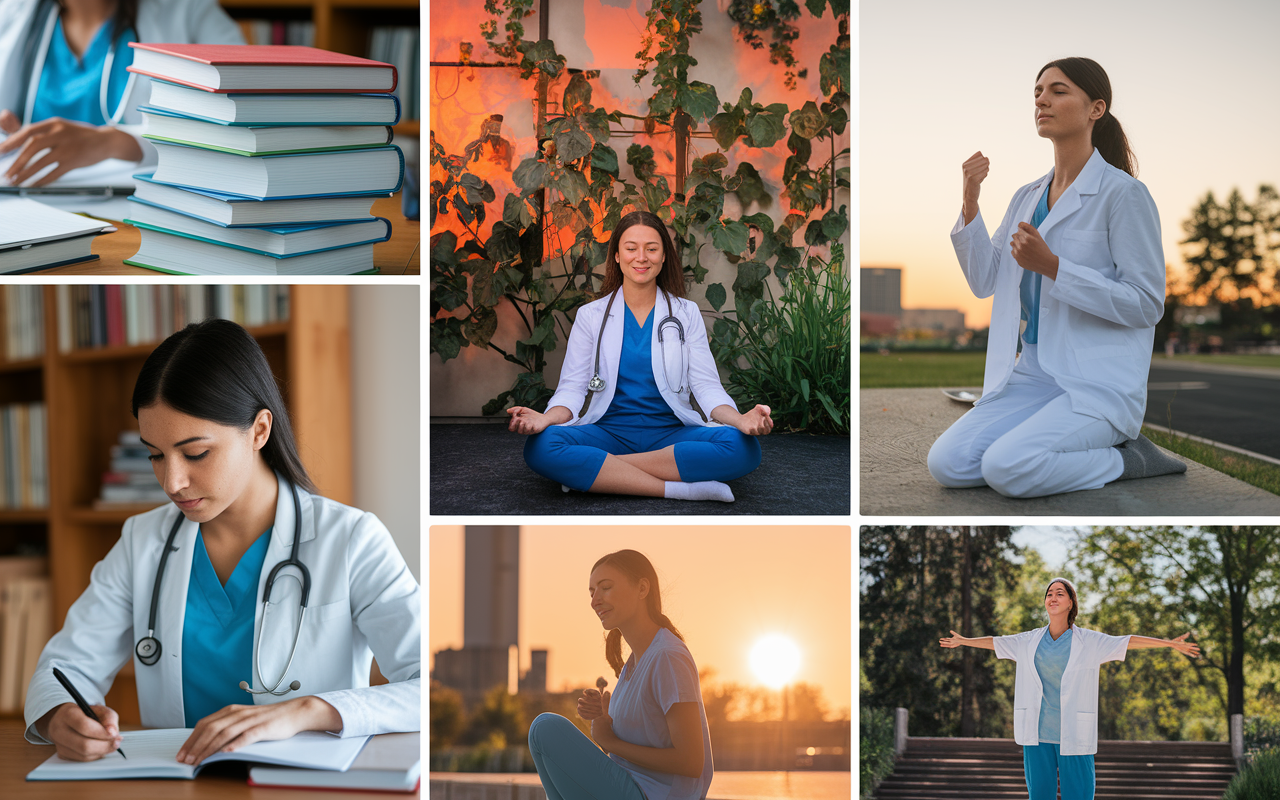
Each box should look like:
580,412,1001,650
125,227,381,275
132,173,384,226
148,142,405,200
140,107,394,156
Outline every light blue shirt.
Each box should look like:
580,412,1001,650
1019,184,1052,345
598,306,681,429
32,18,136,125
1034,627,1073,744
181,528,271,728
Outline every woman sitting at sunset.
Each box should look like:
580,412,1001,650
527,549,713,800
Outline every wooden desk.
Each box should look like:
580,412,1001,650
29,194,420,276
0,720,420,799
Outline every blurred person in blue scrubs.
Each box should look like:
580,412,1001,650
0,0,242,186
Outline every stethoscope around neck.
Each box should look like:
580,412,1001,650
134,480,311,697
585,287,688,405
23,4,138,127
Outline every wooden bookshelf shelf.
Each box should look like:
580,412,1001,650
0,285,352,725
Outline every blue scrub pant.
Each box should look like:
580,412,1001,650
524,422,762,491
528,713,646,800
1023,743,1095,800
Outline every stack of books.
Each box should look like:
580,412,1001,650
124,44,404,275
96,431,168,508
0,403,47,509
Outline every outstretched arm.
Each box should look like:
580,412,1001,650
939,630,994,651
1128,632,1200,658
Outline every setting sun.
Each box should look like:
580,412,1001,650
750,634,802,689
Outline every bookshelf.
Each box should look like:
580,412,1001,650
0,285,351,722
218,0,421,136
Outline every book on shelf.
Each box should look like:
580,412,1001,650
127,44,397,93
0,557,51,716
148,141,404,199
97,431,167,507
127,228,377,276
0,198,114,273
238,19,315,48
249,732,421,792
368,26,419,121
29,729,369,781
146,81,401,125
57,286,291,352
2,285,45,361
0,403,47,510
125,202,391,256
139,107,393,155
132,174,379,227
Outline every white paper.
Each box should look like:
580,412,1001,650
0,198,114,248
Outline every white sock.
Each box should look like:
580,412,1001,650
664,481,735,502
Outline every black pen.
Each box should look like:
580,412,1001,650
52,667,127,759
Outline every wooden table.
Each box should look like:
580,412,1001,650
28,194,420,275
0,720,420,798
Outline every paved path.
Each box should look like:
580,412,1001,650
861,388,1280,515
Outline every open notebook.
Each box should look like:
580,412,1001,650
27,729,369,781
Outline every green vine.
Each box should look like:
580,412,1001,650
727,0,804,90
480,0,536,62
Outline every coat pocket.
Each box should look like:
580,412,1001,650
1058,228,1114,277
1014,707,1027,738
1074,710,1097,746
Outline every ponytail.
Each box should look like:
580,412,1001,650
594,550,683,677
1037,57,1136,177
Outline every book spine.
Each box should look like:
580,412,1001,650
57,285,71,354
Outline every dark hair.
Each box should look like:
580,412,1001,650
131,318,316,494
592,549,684,677
1046,579,1079,627
1036,57,1136,177
597,211,686,300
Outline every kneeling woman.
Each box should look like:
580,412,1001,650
25,319,420,763
508,210,772,503
529,550,713,800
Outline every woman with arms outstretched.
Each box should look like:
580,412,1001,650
528,549,713,800
927,56,1185,498
507,210,771,503
940,577,1199,800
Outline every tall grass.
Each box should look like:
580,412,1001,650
1223,747,1280,800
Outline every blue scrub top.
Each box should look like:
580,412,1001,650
32,17,136,125
181,528,272,728
1034,627,1072,744
598,306,682,429
1019,185,1052,345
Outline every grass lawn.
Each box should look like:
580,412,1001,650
1153,353,1280,369
1144,427,1280,497
860,351,985,388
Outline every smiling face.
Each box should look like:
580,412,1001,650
137,401,271,524
1034,67,1106,141
589,562,650,632
1044,580,1075,623
615,224,664,290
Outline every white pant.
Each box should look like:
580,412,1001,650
928,346,1126,498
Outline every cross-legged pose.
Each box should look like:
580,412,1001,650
927,56,1186,498
528,550,713,800
940,578,1200,800
509,210,772,502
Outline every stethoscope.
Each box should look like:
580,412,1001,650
23,3,138,127
584,287,689,410
135,481,312,697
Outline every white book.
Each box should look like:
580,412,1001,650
141,110,392,156
249,732,420,792
125,201,390,256
147,80,400,125
150,141,402,199
29,729,370,781
128,229,377,276
0,199,112,273
133,175,378,227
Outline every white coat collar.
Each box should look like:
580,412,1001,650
1025,148,1107,239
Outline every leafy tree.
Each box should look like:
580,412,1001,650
460,685,526,747
429,680,465,751
1181,185,1280,303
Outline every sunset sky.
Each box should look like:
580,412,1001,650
430,526,853,717
861,0,1280,328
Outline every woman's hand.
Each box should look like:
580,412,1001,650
507,406,552,435
1010,222,1059,279
587,689,616,752
1169,632,1200,658
38,702,123,762
939,630,966,649
712,404,774,436
577,688,605,721
0,113,142,187
176,696,342,765
961,151,989,225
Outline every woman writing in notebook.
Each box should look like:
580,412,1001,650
0,0,243,186
507,210,772,503
24,318,420,763
528,549,714,800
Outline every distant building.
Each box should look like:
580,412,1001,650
901,308,966,335
861,266,902,318
519,649,548,694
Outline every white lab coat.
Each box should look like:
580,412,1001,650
993,624,1130,756
545,289,738,427
23,472,420,742
0,0,243,166
950,148,1165,438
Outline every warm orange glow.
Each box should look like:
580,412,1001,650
750,634,802,689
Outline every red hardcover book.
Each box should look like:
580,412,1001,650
104,284,124,346
126,44,397,93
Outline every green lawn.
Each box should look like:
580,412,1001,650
1153,353,1280,369
1144,428,1280,497
860,351,986,388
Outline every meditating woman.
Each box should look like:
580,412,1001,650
508,210,772,503
940,577,1200,800
927,56,1185,498
528,549,713,800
